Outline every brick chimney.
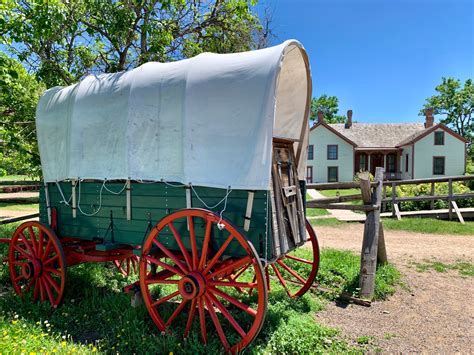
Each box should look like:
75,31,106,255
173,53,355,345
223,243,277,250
317,110,324,123
424,108,434,128
345,109,353,129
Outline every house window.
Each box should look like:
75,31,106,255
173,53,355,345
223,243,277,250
434,131,444,145
433,156,445,175
306,166,313,183
327,167,338,182
405,154,409,172
360,154,367,171
308,145,314,160
327,145,338,160
387,155,396,172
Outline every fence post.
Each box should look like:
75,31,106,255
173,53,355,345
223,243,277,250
448,178,453,221
359,167,384,299
391,182,396,218
430,182,435,210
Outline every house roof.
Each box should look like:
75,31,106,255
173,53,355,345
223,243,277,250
328,123,425,148
396,123,469,146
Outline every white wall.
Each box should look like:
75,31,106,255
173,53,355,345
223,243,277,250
399,144,413,180
413,128,465,178
307,125,354,182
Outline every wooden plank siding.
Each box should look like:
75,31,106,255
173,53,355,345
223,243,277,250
40,182,275,259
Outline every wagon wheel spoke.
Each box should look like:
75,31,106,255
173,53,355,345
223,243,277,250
165,299,188,327
210,287,258,317
198,220,212,270
207,292,247,338
205,295,230,350
285,254,313,264
187,217,198,271
203,234,234,274
198,297,207,344
168,222,192,270
28,226,39,255
145,255,184,277
208,256,252,279
276,259,307,285
151,291,180,308
184,298,198,338
152,239,189,274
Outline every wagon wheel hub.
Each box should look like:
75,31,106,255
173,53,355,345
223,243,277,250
178,272,206,300
21,259,42,280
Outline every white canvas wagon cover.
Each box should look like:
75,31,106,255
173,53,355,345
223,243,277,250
36,40,311,190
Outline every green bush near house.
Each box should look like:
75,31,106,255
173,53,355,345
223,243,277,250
385,181,474,211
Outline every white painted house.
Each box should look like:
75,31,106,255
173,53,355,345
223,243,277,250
306,109,468,183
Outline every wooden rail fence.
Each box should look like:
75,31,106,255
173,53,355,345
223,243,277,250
0,179,40,225
306,172,473,300
380,175,474,224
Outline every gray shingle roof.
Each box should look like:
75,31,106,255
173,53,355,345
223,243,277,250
329,123,426,148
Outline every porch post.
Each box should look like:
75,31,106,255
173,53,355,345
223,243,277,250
367,153,371,173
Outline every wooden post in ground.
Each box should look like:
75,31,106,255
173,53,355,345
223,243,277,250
359,167,384,299
391,182,396,218
377,223,388,264
448,178,453,220
430,182,435,210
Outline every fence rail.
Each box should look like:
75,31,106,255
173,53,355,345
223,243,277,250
0,180,40,225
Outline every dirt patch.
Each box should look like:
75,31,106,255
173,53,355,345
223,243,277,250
314,223,474,353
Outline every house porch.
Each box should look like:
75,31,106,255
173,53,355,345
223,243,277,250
354,148,403,180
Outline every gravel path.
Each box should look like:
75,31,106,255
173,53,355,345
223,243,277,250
313,223,474,353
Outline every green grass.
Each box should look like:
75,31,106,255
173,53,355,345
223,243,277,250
315,249,401,301
0,222,400,354
383,218,474,236
306,208,330,217
320,188,361,198
0,203,39,211
411,259,474,276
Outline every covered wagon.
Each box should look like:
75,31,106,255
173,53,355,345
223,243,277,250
5,40,319,352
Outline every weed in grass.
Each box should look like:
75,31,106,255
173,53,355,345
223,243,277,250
356,335,374,345
383,333,397,340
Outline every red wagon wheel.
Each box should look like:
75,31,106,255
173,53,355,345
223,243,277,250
139,209,267,353
270,219,319,298
8,221,67,308
114,255,139,276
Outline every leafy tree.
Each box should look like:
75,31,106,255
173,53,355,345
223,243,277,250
1,0,263,85
421,77,473,146
0,0,264,175
310,94,346,124
0,53,44,176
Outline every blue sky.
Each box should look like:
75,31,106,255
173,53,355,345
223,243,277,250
258,0,474,123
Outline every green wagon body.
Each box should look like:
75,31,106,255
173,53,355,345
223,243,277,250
40,181,277,260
